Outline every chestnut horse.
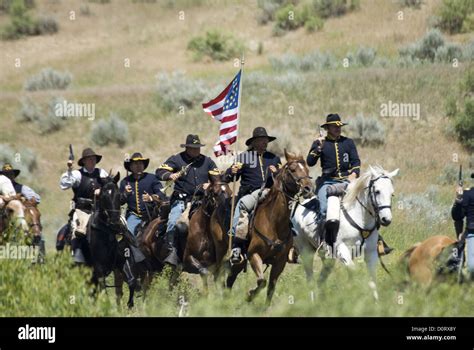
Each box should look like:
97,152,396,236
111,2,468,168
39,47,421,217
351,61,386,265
226,150,313,304
400,235,464,286
183,174,231,290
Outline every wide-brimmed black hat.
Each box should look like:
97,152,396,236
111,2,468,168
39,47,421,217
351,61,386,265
0,163,20,178
124,152,150,172
78,148,102,167
245,127,277,146
320,113,348,128
180,134,205,148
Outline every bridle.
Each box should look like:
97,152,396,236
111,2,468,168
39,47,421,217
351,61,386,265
341,175,393,238
278,159,312,202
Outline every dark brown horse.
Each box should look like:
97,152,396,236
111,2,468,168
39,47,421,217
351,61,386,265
183,174,231,290
225,150,313,304
400,235,464,286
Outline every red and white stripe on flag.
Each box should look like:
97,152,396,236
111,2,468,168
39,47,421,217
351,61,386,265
202,70,241,156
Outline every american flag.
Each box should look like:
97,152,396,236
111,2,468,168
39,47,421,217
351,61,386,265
202,70,241,156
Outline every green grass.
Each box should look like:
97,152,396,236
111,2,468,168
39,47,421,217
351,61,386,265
1,214,472,317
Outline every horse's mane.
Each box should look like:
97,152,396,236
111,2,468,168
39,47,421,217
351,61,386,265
343,165,389,207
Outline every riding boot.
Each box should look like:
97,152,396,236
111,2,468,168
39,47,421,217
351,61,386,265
122,258,137,289
377,235,394,256
230,237,245,264
163,230,180,267
71,237,86,264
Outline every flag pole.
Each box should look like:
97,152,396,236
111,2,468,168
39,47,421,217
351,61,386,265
226,53,244,261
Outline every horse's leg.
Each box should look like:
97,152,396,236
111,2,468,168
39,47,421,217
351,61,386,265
247,253,266,302
337,242,356,269
200,274,209,296
226,262,244,289
317,246,335,286
300,245,315,282
186,254,209,275
113,269,124,306
121,258,137,308
364,233,379,301
127,280,135,309
266,259,287,306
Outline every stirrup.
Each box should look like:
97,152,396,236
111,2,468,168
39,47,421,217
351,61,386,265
230,247,244,265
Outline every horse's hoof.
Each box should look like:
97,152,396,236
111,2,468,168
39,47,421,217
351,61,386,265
199,267,209,275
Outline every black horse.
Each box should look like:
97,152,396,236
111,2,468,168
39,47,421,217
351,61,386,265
87,172,137,308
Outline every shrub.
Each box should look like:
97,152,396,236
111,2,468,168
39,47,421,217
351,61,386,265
155,71,206,111
312,0,359,18
187,30,244,61
0,144,37,178
356,47,377,66
399,0,422,8
257,0,282,25
0,0,34,13
462,12,474,32
435,42,463,63
24,68,72,91
444,95,458,118
462,40,474,61
79,5,91,16
275,4,301,30
90,113,129,147
35,15,58,35
1,1,57,40
347,114,385,147
270,50,337,71
438,164,459,185
399,29,445,62
274,3,323,33
36,96,66,134
1,0,36,40
305,15,324,32
18,97,42,122
461,67,474,95
399,186,449,226
454,98,474,150
436,0,474,34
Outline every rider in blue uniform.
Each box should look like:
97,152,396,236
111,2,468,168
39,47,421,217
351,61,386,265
224,127,281,263
120,152,166,236
156,134,220,267
452,172,474,281
307,114,392,254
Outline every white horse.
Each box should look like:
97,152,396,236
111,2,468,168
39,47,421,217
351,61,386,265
291,166,399,299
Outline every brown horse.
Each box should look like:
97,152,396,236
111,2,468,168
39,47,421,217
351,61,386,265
183,174,231,290
400,235,463,286
22,197,42,240
225,150,313,304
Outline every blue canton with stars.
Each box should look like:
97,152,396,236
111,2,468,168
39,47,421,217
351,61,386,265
223,70,241,112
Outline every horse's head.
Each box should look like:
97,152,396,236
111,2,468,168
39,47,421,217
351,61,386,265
280,149,313,199
207,173,232,208
22,197,42,237
367,166,399,226
98,172,121,225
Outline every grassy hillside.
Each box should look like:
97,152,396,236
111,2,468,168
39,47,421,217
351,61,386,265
0,0,473,316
